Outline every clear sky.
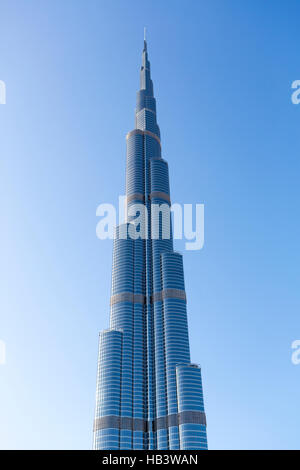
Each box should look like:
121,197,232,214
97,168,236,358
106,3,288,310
0,0,299,450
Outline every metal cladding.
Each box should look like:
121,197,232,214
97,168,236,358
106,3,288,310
93,39,208,450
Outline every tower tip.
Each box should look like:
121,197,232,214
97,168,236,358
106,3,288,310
143,27,147,52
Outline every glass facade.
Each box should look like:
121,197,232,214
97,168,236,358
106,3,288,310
93,39,208,450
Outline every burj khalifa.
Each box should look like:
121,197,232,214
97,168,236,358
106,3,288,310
93,37,208,450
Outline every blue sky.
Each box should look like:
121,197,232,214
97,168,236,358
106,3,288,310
0,0,300,449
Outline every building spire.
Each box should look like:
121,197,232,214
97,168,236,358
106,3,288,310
143,27,147,52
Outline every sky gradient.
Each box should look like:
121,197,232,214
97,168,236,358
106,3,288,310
0,0,300,449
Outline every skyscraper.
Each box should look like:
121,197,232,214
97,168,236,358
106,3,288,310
93,37,208,450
